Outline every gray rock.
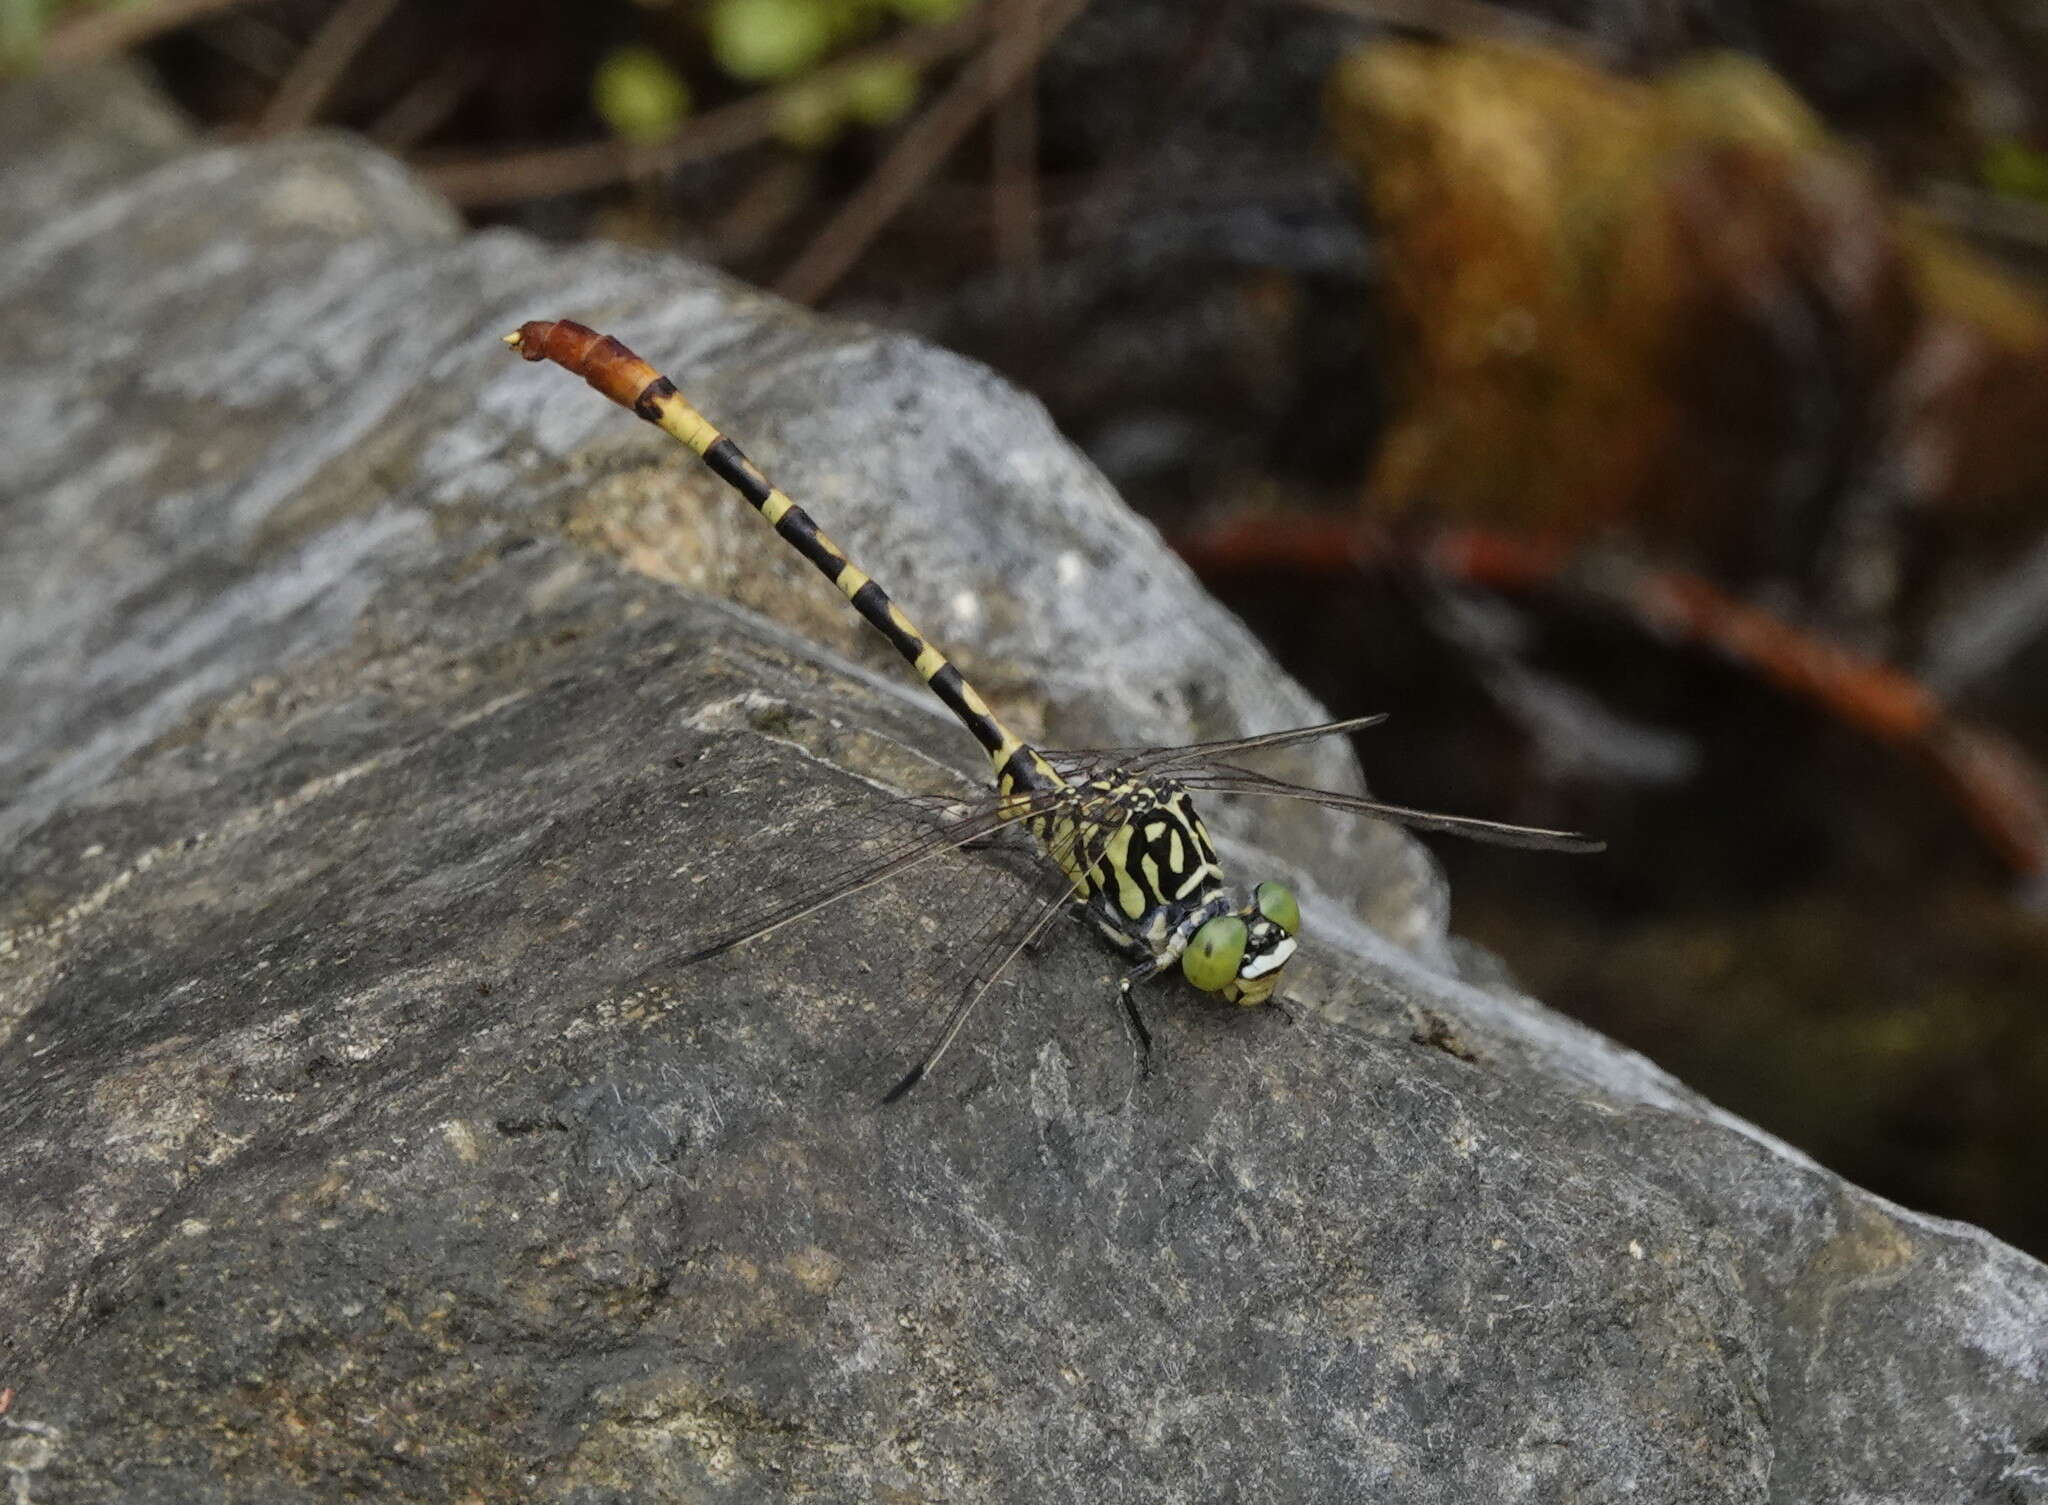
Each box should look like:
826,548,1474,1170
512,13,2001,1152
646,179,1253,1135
3,65,2046,1505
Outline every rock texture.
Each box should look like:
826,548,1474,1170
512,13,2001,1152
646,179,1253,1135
4,64,2047,1505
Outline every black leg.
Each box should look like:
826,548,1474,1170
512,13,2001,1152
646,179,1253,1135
1027,901,1084,957
1115,967,1157,1081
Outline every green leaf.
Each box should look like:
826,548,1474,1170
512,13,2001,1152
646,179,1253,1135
593,46,693,144
841,58,919,127
1982,137,2048,204
708,0,835,83
772,77,847,149
0,0,53,71
886,0,974,22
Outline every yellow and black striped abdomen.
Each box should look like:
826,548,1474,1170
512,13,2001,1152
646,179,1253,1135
507,320,1063,802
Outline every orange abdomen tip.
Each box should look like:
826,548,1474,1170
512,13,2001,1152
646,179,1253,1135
504,318,664,415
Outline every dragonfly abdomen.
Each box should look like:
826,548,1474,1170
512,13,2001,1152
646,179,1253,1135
508,319,1063,803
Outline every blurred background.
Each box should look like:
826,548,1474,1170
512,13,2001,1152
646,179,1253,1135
12,0,2048,1256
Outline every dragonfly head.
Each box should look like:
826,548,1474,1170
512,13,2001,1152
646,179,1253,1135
1181,881,1300,1006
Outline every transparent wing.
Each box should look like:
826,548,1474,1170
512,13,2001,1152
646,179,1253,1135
678,776,1083,964
879,802,1127,1102
679,712,1593,1101
674,765,1135,1100
1047,714,1389,780
1047,713,1602,854
879,878,1075,1103
674,755,1138,1101
1172,763,1604,852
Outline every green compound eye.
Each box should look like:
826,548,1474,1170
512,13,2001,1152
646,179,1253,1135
1183,914,1250,992
1255,881,1300,936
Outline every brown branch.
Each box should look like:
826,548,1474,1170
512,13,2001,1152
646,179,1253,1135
368,54,483,152
254,0,404,136
423,96,781,208
1921,180,2048,259
418,12,988,210
776,0,1086,305
989,0,1047,307
41,0,254,67
1177,514,2048,884
1059,0,1243,255
708,156,818,260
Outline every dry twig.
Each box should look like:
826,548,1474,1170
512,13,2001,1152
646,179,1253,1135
368,55,484,152
254,0,404,136
1922,181,2048,261
776,0,1086,305
420,12,988,209
990,0,1048,307
42,0,253,67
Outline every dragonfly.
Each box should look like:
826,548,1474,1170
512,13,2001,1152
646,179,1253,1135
505,319,1602,1101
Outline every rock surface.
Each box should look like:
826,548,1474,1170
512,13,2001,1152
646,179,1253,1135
4,64,2047,1505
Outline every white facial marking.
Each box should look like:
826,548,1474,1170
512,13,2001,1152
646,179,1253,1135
1239,936,1296,980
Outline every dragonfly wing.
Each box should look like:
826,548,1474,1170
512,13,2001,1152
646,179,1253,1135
879,797,1129,1101
678,777,1078,964
673,775,1080,1096
1046,714,1389,783
1173,763,1604,852
1045,717,1600,853
880,881,1074,1103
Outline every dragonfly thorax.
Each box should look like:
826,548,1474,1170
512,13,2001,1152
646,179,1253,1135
1071,775,1225,920
1055,772,1302,1007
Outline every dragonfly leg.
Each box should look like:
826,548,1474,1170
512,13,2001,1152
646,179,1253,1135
1115,962,1159,1079
1026,901,1083,957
